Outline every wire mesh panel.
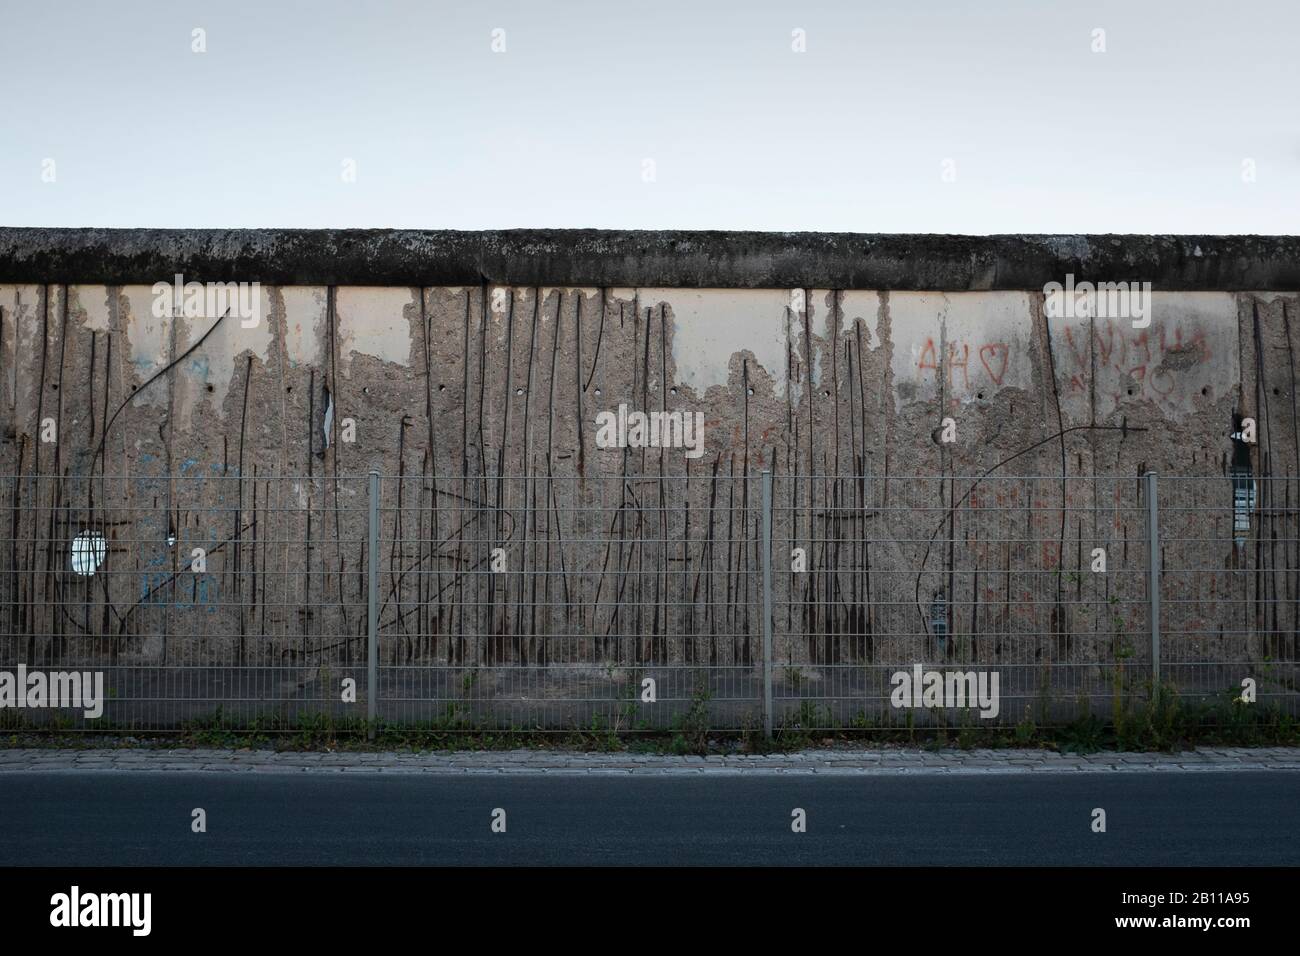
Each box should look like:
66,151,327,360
0,473,368,731
374,472,765,733
1159,475,1300,716
769,474,1151,731
1,470,1297,733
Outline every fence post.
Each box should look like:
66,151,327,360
1145,471,1161,700
761,469,774,740
367,469,380,740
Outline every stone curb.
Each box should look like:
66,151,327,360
1,748,1298,775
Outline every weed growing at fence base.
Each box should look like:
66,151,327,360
5,684,1296,753
669,680,712,755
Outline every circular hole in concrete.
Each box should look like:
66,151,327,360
1273,387,1281,396
286,386,293,394
669,387,677,395
1201,387,1208,396
438,384,446,392
747,388,754,396
1126,388,1134,396
206,384,214,393
594,388,602,397
977,391,985,400
516,388,524,396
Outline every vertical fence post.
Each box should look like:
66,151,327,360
367,469,380,740
761,469,774,740
1145,471,1161,701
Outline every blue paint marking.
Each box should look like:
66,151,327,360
138,570,215,611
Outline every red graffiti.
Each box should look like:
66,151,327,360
948,342,970,390
918,338,939,371
1059,318,1214,404
978,343,1009,385
915,338,1011,391
911,315,1215,404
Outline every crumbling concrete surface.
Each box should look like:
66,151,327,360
0,230,1296,729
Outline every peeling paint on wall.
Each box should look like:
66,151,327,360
888,292,1035,410
71,285,112,332
0,283,1278,480
638,288,791,400
838,290,882,347
280,286,327,368
336,286,415,377
175,296,274,425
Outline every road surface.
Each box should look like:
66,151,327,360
2,769,1296,865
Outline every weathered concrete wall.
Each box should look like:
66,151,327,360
0,230,1296,728
0,284,1265,477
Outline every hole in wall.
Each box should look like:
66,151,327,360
929,591,948,645
438,384,446,392
206,384,214,393
669,387,677,395
70,531,106,576
1230,411,1255,542
747,388,754,396
516,388,524,396
322,384,334,452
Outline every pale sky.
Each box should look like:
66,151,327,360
2,0,1297,233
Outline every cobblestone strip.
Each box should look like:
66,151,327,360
1,748,1298,775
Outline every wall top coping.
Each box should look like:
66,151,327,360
2,228,1298,291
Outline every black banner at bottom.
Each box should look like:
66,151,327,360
0,866,1280,941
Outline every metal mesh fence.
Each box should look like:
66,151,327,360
1,471,1296,733
1,473,369,731
373,473,762,733
1158,475,1300,715
769,474,1152,731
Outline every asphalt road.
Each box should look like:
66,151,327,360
2,770,1296,866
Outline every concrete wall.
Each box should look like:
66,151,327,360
0,283,1269,480
0,230,1296,727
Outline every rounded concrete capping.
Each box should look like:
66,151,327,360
1,228,1299,290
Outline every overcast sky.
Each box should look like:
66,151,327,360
2,0,1297,233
